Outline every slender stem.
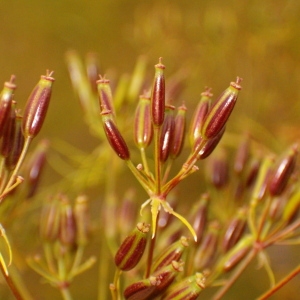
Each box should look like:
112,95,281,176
140,147,151,177
257,264,300,300
69,245,84,277
59,286,73,300
110,269,122,300
212,248,257,300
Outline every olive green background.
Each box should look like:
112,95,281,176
1,0,300,299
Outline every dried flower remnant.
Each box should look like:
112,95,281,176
22,71,54,139
97,75,115,115
115,222,149,271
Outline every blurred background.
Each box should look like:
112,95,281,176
1,0,300,299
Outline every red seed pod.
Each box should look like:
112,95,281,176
74,195,90,246
115,222,150,271
170,104,187,159
59,196,77,247
5,114,25,171
195,126,225,160
234,134,251,175
191,193,209,243
124,276,158,300
160,104,175,162
39,196,61,242
189,87,213,146
162,273,206,300
151,58,165,127
134,95,153,149
26,139,49,198
0,76,16,137
97,76,115,115
151,236,189,273
268,144,298,196
1,102,16,158
22,71,54,139
201,77,242,139
208,148,229,189
101,109,130,160
195,221,220,270
151,260,184,297
222,207,247,253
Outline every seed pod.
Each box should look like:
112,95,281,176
5,114,25,171
124,276,158,300
101,109,130,160
151,260,184,297
162,273,206,300
59,196,77,247
194,126,225,160
74,195,90,246
115,222,150,271
22,71,54,139
160,105,175,162
151,58,165,127
40,196,61,242
152,236,189,273
234,134,251,175
195,221,220,270
191,194,209,243
189,87,212,146
268,144,298,197
170,104,187,159
0,76,15,137
222,207,247,252
201,77,242,139
283,188,300,223
134,95,153,149
208,148,229,189
26,139,49,198
97,76,115,115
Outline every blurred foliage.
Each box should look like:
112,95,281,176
0,0,300,299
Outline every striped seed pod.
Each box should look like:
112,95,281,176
201,77,242,139
151,236,189,273
97,76,115,115
170,104,187,159
134,95,153,149
0,76,16,137
22,71,54,139
151,58,165,127
101,109,130,160
160,105,175,162
5,114,25,171
115,222,150,271
124,276,158,300
162,273,206,300
189,87,213,146
268,144,298,197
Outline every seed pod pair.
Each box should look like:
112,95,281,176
115,222,150,271
22,71,54,139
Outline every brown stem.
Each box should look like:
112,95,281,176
257,264,300,300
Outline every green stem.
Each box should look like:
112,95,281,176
60,286,73,300
110,269,122,300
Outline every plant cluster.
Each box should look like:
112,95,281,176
0,53,299,300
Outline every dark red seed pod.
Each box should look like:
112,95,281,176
195,126,225,160
189,87,213,146
160,105,175,162
5,114,25,171
268,144,298,196
170,104,187,159
151,58,165,127
101,109,130,160
134,95,153,149
22,71,54,139
222,207,247,252
26,139,49,198
201,78,242,139
115,222,149,271
124,276,158,300
0,76,16,137
209,149,229,189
